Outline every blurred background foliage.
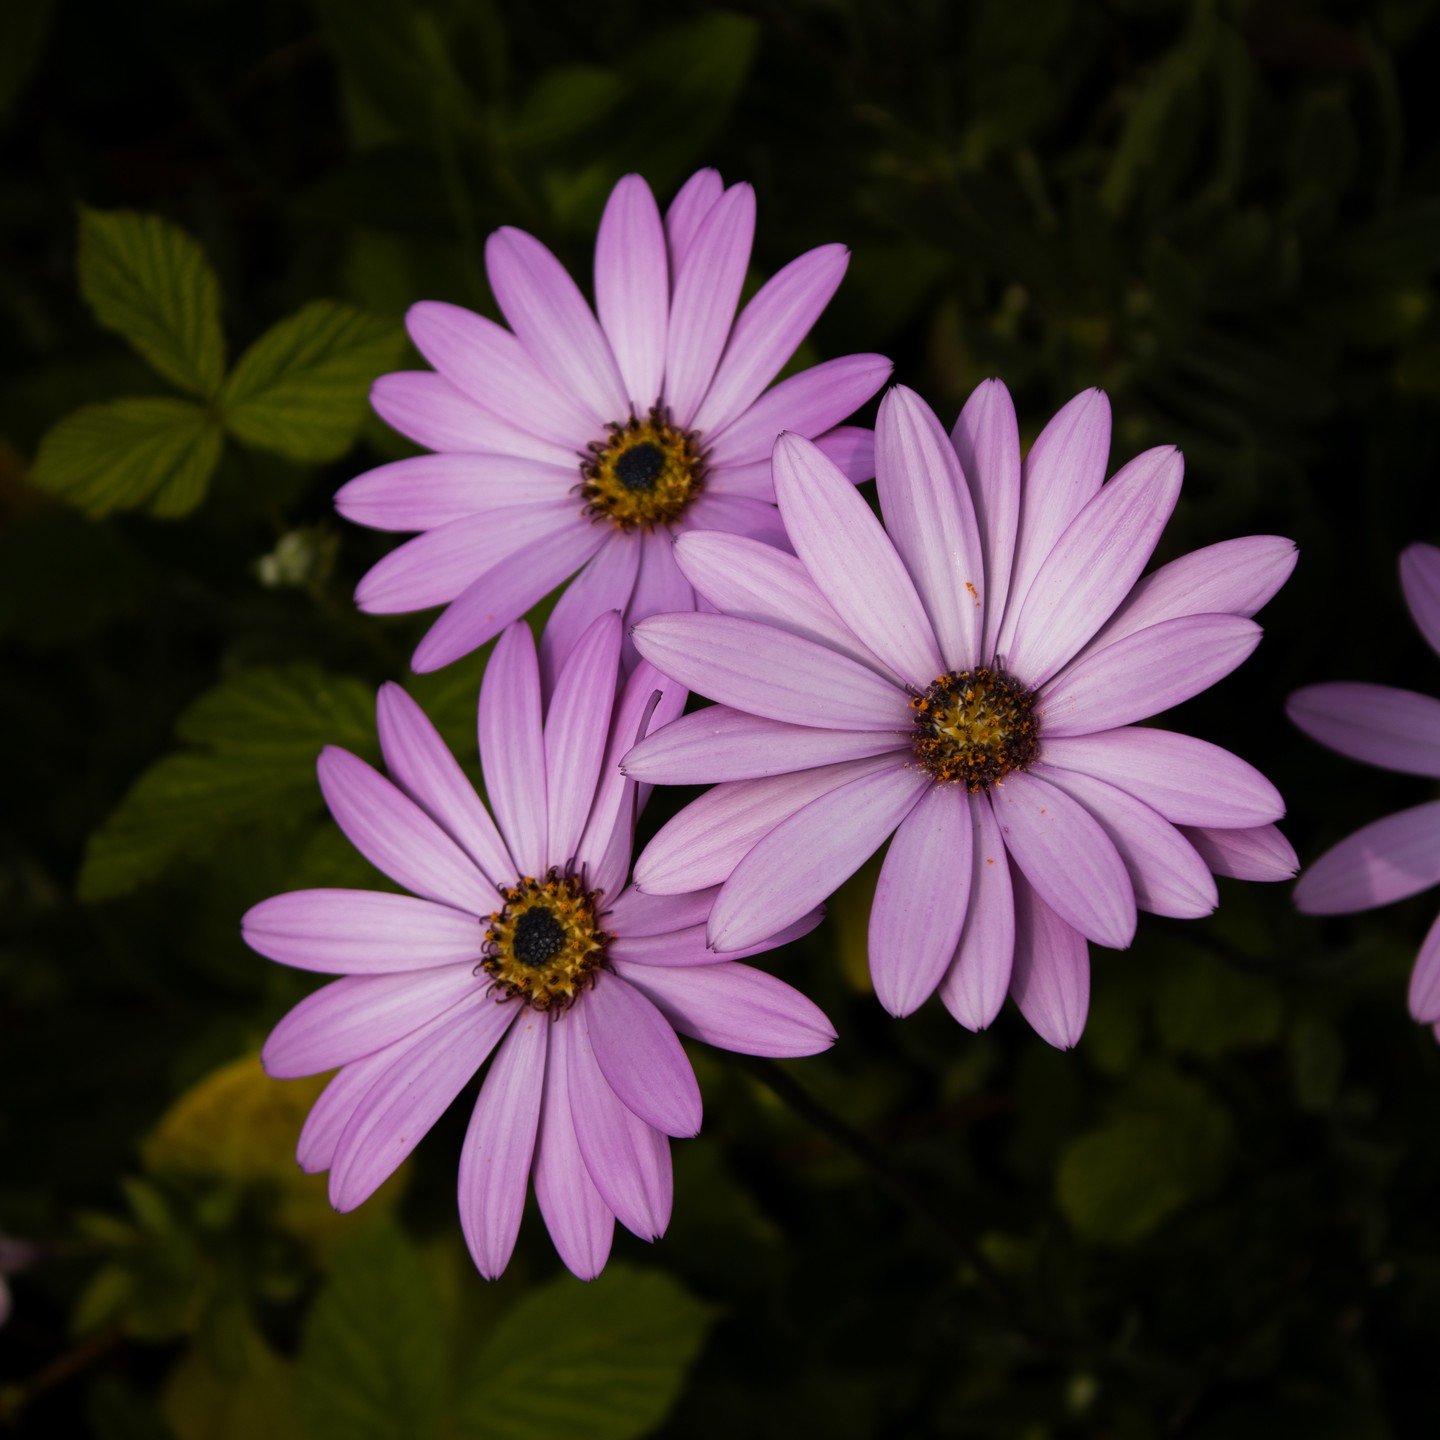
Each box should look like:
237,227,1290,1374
3,0,1440,1434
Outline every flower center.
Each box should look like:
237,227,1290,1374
482,871,609,1012
910,667,1040,790
580,408,704,529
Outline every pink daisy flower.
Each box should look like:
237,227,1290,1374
625,383,1298,1048
1288,543,1440,1037
241,613,833,1280
337,169,891,683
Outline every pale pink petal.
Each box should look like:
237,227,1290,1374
1287,682,1440,778
679,493,791,552
990,771,1136,948
622,534,696,673
613,959,836,1057
604,885,719,938
317,747,499,913
540,535,642,698
950,379,1021,661
773,432,944,689
297,1041,405,1174
1006,446,1184,688
584,977,701,1138
938,795,1015,1031
1401,543,1440,658
242,890,485,974
665,169,724,277
869,782,972,1016
376,683,514,886
478,622,549,876
875,386,985,671
708,761,928,951
664,184,755,426
406,301,593,447
692,243,850,434
1408,909,1440,1023
533,1019,615,1280
485,227,628,425
1182,824,1298,882
336,454,575,532
594,174,668,412
1293,801,1440,915
458,1010,549,1278
709,424,876,501
1009,870,1090,1049
369,371,576,465
609,910,822,968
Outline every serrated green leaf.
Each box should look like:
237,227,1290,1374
455,1266,715,1440
78,208,225,396
294,1220,446,1440
29,397,224,518
78,665,375,901
220,301,405,463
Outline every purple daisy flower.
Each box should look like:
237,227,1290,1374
336,169,891,683
626,383,1297,1048
1288,543,1440,1037
241,613,833,1280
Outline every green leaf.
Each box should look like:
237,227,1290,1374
78,665,375,901
29,398,224,518
220,301,405,463
162,1314,307,1440
294,1220,447,1440
78,208,225,397
455,1265,715,1440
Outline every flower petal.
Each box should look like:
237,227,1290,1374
317,747,499,913
1041,726,1284,828
336,454,575,532
544,612,623,865
594,174,668,412
1006,446,1184,688
485,227,628,425
1401,543,1440,658
709,761,927,951
242,890,485,974
937,795,1014,1031
297,1042,400,1174
533,1019,615,1280
604,885,720,938
622,533,696,672
406,301,593,447
869,782,973,1016
1038,764,1216,918
458,1010,549,1279
355,498,575,614
875,386,986,672
633,754,902,895
567,1019,673,1240
328,992,517,1210
1009,871,1090,1049
370,371,576,465
709,424,876,501
672,530,898,679
950,379,1021,661
705,354,893,468
609,910,822,967
413,518,606,673
584,977,701,1138
679,493,791,552
664,184,755,426
1408,910,1440,1023
479,622,549,876
613,959,836,1057
1182,824,1298,882
1088,535,1297,651
665,169,723,275
774,432,944,689
692,243,850,435
540,535,642,698
376,683,514,886
632,612,910,731
1288,682,1440,778
996,389,1111,658
262,966,480,1079
990,770,1136,948
1293,801,1440,915
1039,614,1262,737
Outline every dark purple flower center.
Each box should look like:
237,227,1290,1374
580,408,704,529
482,870,609,1012
910,667,1040,790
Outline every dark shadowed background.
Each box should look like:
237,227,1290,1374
4,1,1440,1436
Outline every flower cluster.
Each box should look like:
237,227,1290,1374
244,168,1321,1281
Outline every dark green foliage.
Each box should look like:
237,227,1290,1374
4,1,1440,1436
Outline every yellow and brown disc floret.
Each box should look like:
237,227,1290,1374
481,870,610,1013
910,666,1041,791
579,408,704,530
